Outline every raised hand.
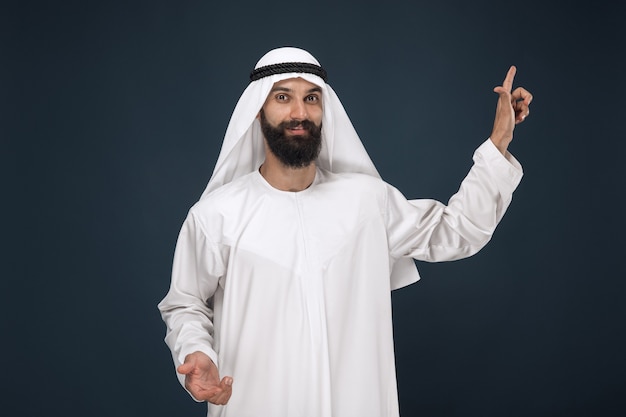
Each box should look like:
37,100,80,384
177,351,233,405
490,66,533,154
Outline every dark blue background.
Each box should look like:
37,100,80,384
4,1,625,416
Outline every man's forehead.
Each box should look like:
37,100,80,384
270,77,323,92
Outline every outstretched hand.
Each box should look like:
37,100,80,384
490,66,533,154
178,351,233,405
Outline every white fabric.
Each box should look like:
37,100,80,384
200,47,419,290
158,139,523,417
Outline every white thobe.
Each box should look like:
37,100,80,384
158,139,523,417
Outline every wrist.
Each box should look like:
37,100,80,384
489,134,511,155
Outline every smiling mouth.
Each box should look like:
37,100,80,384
286,125,307,134
282,119,317,136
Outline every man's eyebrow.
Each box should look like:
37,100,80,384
269,86,323,94
270,86,292,93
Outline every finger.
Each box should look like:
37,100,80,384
515,108,530,124
220,376,233,397
512,88,532,124
501,65,516,92
209,390,231,405
208,389,232,405
212,377,233,405
191,384,224,401
513,102,530,124
511,87,533,105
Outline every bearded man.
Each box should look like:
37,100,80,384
158,47,532,417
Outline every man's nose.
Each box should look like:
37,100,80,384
290,100,307,121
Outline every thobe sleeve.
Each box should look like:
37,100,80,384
157,211,226,390
385,139,523,262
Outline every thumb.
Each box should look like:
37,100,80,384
177,361,194,375
493,86,509,96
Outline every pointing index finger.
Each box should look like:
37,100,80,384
502,65,517,92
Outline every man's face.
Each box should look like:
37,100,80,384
259,77,323,168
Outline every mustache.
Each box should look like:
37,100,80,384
279,119,318,130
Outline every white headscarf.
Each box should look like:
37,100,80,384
201,46,420,289
201,47,381,198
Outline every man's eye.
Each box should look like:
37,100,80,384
276,94,288,101
306,95,319,102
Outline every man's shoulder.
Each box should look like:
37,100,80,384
317,169,387,192
314,169,391,207
190,172,259,215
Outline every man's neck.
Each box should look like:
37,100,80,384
259,151,317,192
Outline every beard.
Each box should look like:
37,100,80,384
259,110,322,169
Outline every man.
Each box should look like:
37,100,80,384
158,47,532,417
